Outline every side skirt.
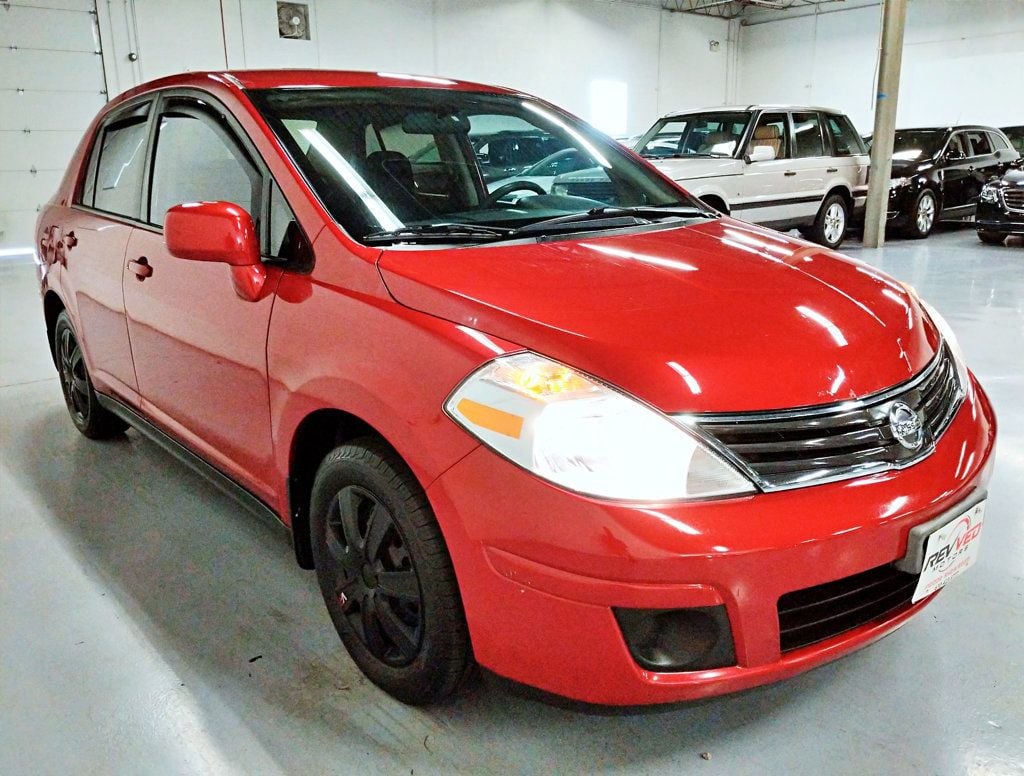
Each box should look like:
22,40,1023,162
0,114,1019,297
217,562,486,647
96,393,288,532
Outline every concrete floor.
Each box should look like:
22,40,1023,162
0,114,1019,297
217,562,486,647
1,226,1022,776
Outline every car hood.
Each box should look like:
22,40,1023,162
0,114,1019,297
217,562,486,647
996,168,1024,186
648,156,743,181
377,218,939,413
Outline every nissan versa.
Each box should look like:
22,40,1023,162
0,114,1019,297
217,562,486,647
36,71,995,706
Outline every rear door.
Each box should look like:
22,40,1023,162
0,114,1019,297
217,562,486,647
121,92,283,502
939,132,974,214
824,113,869,215
963,129,1000,205
62,99,153,403
785,111,831,224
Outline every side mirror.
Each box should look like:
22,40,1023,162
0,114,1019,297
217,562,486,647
745,145,776,163
165,201,259,267
164,201,267,302
945,148,964,161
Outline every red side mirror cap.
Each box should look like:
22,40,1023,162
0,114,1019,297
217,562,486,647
164,201,259,267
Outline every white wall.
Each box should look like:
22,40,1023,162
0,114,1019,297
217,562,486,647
99,0,734,138
737,0,1024,134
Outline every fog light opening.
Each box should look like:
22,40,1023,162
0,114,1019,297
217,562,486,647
614,605,736,672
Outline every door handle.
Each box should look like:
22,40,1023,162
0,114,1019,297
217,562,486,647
826,167,838,173
128,256,153,280
784,171,797,176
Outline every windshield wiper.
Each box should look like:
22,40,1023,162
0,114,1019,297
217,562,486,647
363,222,514,245
507,204,716,238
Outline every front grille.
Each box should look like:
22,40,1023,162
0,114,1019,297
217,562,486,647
689,345,963,491
1002,188,1024,212
778,563,918,652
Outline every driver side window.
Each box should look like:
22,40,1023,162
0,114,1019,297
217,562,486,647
748,113,789,160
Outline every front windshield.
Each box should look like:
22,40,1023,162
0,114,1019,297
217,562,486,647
892,130,945,161
636,112,751,159
249,87,691,243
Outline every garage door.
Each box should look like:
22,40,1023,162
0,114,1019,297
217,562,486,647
0,0,107,251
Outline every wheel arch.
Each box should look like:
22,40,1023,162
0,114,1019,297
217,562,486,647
824,183,854,212
287,407,389,569
698,193,730,215
43,290,66,366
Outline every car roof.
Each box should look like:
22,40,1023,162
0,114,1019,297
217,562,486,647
114,69,519,103
658,104,845,119
896,125,1006,132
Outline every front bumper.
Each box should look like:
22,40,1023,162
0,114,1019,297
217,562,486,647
427,375,996,705
976,199,1024,234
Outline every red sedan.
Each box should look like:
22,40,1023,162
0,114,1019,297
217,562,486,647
36,70,995,706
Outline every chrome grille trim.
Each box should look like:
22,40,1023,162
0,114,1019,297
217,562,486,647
675,345,964,492
1002,188,1024,213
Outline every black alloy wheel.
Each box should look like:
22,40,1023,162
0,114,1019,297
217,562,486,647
310,438,473,705
53,311,126,439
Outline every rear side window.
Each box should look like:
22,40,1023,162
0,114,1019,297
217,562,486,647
85,104,151,218
825,114,865,156
965,130,992,156
989,132,1010,151
791,112,825,158
149,109,259,226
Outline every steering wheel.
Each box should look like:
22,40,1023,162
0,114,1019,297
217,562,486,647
481,180,548,208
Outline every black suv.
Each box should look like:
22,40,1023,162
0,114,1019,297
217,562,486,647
884,126,1019,238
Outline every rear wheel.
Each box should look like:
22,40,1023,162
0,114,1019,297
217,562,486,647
310,437,472,705
902,189,938,239
977,230,1006,245
805,193,849,249
53,312,126,439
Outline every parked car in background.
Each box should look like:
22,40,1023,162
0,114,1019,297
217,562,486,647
485,147,593,198
976,167,1024,244
619,105,870,249
1001,125,1024,155
38,70,996,708
884,126,1020,238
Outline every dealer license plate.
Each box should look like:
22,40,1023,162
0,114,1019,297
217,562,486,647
912,500,986,603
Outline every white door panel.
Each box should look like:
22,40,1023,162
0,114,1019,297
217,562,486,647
0,91,104,131
0,6,100,50
0,49,105,92
729,159,803,224
0,1,105,250
786,157,828,221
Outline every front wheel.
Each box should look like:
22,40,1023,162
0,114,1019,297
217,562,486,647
310,437,473,705
902,189,938,239
977,230,1006,245
805,194,849,249
53,311,126,439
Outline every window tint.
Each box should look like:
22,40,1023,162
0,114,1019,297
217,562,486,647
749,112,788,160
965,130,992,156
990,132,1010,151
826,114,863,156
90,109,150,217
149,110,259,226
791,112,825,158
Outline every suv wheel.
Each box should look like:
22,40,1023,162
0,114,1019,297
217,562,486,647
902,189,938,239
310,437,473,705
53,311,127,439
805,194,849,249
977,230,1006,245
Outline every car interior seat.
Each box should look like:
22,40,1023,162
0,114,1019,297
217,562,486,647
750,125,782,158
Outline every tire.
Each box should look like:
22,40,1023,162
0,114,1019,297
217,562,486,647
902,189,938,239
977,230,1006,245
53,311,127,439
805,193,849,249
310,437,472,705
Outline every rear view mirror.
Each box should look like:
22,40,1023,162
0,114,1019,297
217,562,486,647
746,145,776,163
402,111,470,135
164,201,267,302
164,201,259,266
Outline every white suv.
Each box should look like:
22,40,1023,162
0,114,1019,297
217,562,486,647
629,106,870,249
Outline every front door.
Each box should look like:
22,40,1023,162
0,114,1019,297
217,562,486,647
122,95,280,502
733,111,801,225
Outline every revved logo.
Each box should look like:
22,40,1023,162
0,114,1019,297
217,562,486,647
922,512,983,573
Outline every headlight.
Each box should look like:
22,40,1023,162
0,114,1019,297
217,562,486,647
889,177,910,190
445,352,755,501
979,184,999,203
